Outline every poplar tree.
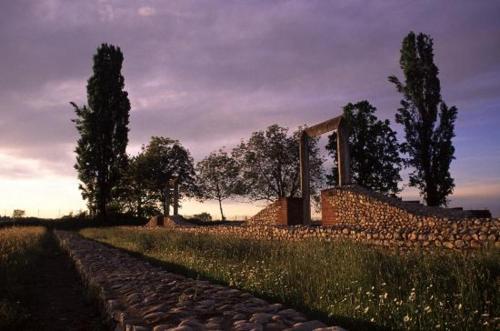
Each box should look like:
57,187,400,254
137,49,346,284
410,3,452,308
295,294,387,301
71,44,130,218
389,32,457,206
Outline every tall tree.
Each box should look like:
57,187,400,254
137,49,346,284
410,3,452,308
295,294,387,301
232,124,324,202
196,149,243,220
138,137,197,215
326,101,402,195
71,44,130,218
389,32,457,206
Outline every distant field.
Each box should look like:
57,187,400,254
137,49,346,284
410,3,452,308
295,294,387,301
81,226,499,331
0,226,46,329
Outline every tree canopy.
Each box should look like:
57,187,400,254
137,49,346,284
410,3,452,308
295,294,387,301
389,32,457,206
135,136,197,215
196,149,243,220
71,43,130,218
232,124,324,202
326,101,402,195
115,153,159,218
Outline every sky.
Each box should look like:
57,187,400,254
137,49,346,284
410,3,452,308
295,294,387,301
1,0,499,218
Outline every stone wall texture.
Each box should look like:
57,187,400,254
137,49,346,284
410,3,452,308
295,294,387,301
55,230,343,331
249,200,282,224
250,198,304,226
147,185,499,251
147,218,499,250
321,185,486,226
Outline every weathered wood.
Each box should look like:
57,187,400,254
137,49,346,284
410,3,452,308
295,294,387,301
164,188,171,216
299,132,311,225
304,115,342,137
337,123,351,186
299,114,351,225
170,177,179,216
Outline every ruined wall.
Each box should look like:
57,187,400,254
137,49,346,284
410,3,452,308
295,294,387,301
145,217,499,250
249,198,304,226
249,200,282,224
146,186,499,250
146,215,193,228
321,185,474,226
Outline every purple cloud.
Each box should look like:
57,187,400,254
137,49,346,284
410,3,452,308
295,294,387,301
1,0,500,214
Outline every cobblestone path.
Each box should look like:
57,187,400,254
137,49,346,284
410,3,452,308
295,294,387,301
55,231,345,331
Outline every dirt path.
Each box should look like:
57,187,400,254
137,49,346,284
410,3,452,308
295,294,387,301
21,231,105,331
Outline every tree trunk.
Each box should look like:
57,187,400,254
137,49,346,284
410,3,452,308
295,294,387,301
218,198,225,221
97,198,107,221
137,197,143,218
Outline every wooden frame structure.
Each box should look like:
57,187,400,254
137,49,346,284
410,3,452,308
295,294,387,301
299,115,351,224
164,177,179,216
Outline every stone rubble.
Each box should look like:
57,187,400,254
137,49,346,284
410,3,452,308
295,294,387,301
54,230,346,331
194,185,500,251
145,217,499,251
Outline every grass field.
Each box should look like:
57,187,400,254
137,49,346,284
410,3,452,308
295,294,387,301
0,226,46,329
80,226,499,331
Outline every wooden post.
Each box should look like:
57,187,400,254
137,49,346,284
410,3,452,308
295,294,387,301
164,187,171,216
173,179,179,216
169,177,179,216
337,123,351,186
299,132,311,225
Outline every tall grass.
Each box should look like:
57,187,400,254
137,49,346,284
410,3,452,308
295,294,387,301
0,226,46,329
81,227,499,330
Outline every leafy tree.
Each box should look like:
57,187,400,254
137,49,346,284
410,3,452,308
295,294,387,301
196,149,243,220
137,137,197,215
326,101,402,195
389,32,457,206
71,44,130,218
115,153,160,218
232,124,324,202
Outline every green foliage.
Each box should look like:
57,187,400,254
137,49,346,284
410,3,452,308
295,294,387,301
81,227,499,331
389,32,457,206
71,43,130,218
115,153,160,218
326,101,402,195
196,149,243,220
133,136,197,215
232,124,324,202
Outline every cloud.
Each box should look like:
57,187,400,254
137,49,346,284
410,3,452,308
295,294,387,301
0,0,500,216
138,6,155,17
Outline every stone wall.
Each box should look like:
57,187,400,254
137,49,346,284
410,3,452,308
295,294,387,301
147,218,499,251
249,200,281,224
250,198,304,226
146,215,193,228
146,185,499,251
321,185,483,226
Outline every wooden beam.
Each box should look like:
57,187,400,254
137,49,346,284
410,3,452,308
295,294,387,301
304,115,342,137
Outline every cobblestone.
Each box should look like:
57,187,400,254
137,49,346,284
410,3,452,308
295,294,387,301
55,231,341,331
